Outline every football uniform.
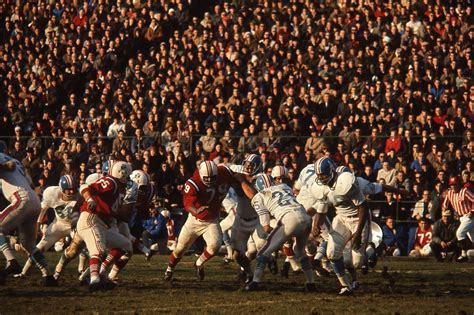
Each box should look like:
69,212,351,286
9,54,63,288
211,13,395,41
173,165,233,260
295,164,316,210
21,186,79,275
250,183,314,285
410,226,433,257
310,172,369,269
0,153,41,254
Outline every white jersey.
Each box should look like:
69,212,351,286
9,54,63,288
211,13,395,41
41,186,78,223
0,153,34,199
251,183,304,226
307,172,366,217
226,164,258,219
123,180,138,205
294,163,315,191
222,187,238,214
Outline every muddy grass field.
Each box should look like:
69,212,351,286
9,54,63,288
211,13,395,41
1,253,474,314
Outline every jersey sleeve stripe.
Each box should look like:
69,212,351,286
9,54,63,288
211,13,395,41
187,179,199,192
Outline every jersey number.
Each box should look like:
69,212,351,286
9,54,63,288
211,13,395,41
303,168,315,184
272,190,297,207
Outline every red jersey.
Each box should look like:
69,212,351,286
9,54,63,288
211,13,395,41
80,176,126,221
442,187,474,216
183,165,233,221
414,226,433,249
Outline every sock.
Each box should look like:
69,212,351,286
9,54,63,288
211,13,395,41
288,256,301,271
30,250,50,277
79,267,90,281
108,255,130,280
462,250,467,257
0,234,16,261
167,252,181,271
253,255,268,283
300,256,315,284
100,249,124,275
21,258,33,276
196,248,213,267
78,253,87,273
331,259,351,288
89,255,101,284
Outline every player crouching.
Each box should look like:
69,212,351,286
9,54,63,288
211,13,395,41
239,174,316,292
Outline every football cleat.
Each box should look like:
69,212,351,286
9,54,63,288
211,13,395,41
5,259,21,275
457,255,468,263
223,257,232,264
280,261,290,278
313,260,330,277
194,263,205,281
146,249,157,262
268,257,278,275
361,264,369,275
368,255,378,268
338,286,353,296
42,275,59,287
164,270,173,281
305,282,317,292
13,273,25,278
244,281,259,292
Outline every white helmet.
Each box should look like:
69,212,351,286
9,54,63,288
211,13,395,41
271,165,288,180
110,161,132,184
198,160,218,187
130,170,150,188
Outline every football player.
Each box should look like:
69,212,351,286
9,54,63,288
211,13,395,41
19,175,79,277
76,161,133,291
164,160,233,281
0,149,57,286
239,174,315,292
220,187,238,263
307,157,369,296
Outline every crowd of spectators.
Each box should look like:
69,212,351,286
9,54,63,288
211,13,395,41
0,0,473,251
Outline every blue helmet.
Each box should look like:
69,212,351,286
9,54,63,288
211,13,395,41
101,160,114,175
0,141,6,154
254,173,274,192
59,175,78,200
242,154,263,176
314,157,337,186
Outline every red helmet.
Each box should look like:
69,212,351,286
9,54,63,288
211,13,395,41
448,176,460,186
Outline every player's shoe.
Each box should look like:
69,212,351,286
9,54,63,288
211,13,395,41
194,263,205,281
280,261,290,278
244,281,259,292
5,259,21,275
42,275,59,287
351,281,360,290
368,254,378,268
164,270,173,281
223,257,232,264
304,282,317,292
268,257,278,275
338,286,353,296
361,264,369,275
457,255,468,263
146,250,157,262
13,273,25,278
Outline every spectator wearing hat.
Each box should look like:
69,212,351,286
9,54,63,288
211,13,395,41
430,209,459,262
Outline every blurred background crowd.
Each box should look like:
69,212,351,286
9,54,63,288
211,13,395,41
0,0,473,256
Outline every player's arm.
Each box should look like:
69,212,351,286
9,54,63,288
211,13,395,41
350,184,369,250
234,172,257,200
380,184,411,197
311,202,328,237
182,181,208,214
251,194,272,233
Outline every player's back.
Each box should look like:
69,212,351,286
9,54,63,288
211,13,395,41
42,186,77,223
256,184,303,221
80,175,125,218
294,163,315,191
0,153,34,197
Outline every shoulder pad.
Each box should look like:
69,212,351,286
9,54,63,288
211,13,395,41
334,172,356,196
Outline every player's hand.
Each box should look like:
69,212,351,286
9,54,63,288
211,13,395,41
440,241,447,249
351,233,362,250
311,226,321,239
87,198,97,213
263,224,272,234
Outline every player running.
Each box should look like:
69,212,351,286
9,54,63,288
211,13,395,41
164,160,233,281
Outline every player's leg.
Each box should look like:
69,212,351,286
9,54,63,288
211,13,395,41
327,215,352,295
246,222,289,290
54,232,86,279
195,220,223,279
231,222,253,281
164,215,201,280
0,191,28,275
103,228,133,282
21,220,70,276
456,215,472,261
291,213,315,290
76,212,107,288
220,211,235,262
